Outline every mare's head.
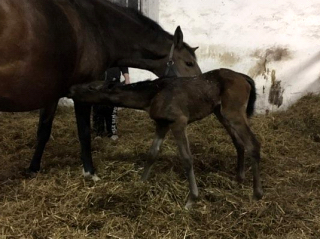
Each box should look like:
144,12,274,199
107,5,202,77
155,26,202,77
74,1,201,77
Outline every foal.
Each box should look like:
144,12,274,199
69,68,263,208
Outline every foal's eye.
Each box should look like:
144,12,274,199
186,61,194,67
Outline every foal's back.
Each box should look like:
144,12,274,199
149,74,221,123
149,69,253,124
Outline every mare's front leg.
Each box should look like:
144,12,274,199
28,102,58,174
141,122,169,181
74,101,99,181
171,121,199,209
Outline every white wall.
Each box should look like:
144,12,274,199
127,0,159,83
156,0,320,113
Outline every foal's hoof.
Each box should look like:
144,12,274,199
140,173,150,182
184,194,198,210
184,200,195,210
140,168,151,182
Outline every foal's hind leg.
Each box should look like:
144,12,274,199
214,106,245,183
28,102,58,174
141,122,169,181
171,121,198,209
222,111,263,200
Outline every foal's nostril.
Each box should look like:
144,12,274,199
66,91,73,98
67,88,75,98
67,86,80,98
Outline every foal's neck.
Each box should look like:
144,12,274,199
106,80,164,110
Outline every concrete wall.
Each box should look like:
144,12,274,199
156,0,320,113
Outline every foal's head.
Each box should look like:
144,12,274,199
69,81,109,104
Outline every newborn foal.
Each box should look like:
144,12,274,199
69,68,263,208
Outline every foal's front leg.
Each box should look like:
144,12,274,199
171,123,199,209
74,101,99,181
141,122,169,181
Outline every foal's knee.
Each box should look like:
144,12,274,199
247,138,261,162
181,156,194,175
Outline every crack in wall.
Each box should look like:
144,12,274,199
248,47,291,78
268,70,284,108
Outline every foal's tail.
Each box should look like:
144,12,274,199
243,74,257,118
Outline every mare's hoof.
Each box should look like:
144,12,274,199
91,174,101,182
253,188,264,200
236,175,245,184
82,169,101,182
22,168,38,178
94,136,103,141
236,170,245,183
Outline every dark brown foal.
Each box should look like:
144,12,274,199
69,68,263,208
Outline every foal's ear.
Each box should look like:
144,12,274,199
173,26,184,49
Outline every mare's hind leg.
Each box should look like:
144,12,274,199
171,121,198,209
221,111,263,200
214,106,245,183
141,122,169,181
28,102,58,174
74,101,99,181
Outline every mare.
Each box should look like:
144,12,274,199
0,0,201,179
69,68,264,208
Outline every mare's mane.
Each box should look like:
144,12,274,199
72,0,196,58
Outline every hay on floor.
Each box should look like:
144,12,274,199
0,94,320,238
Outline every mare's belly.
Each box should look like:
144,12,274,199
0,73,63,112
0,88,59,112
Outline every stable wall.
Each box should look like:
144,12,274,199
130,0,320,113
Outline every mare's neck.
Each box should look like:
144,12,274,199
93,1,172,68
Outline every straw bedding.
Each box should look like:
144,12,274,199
1,94,320,238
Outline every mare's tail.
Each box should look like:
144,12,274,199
243,74,257,118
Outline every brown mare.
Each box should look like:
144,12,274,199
69,68,264,208
0,0,201,178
